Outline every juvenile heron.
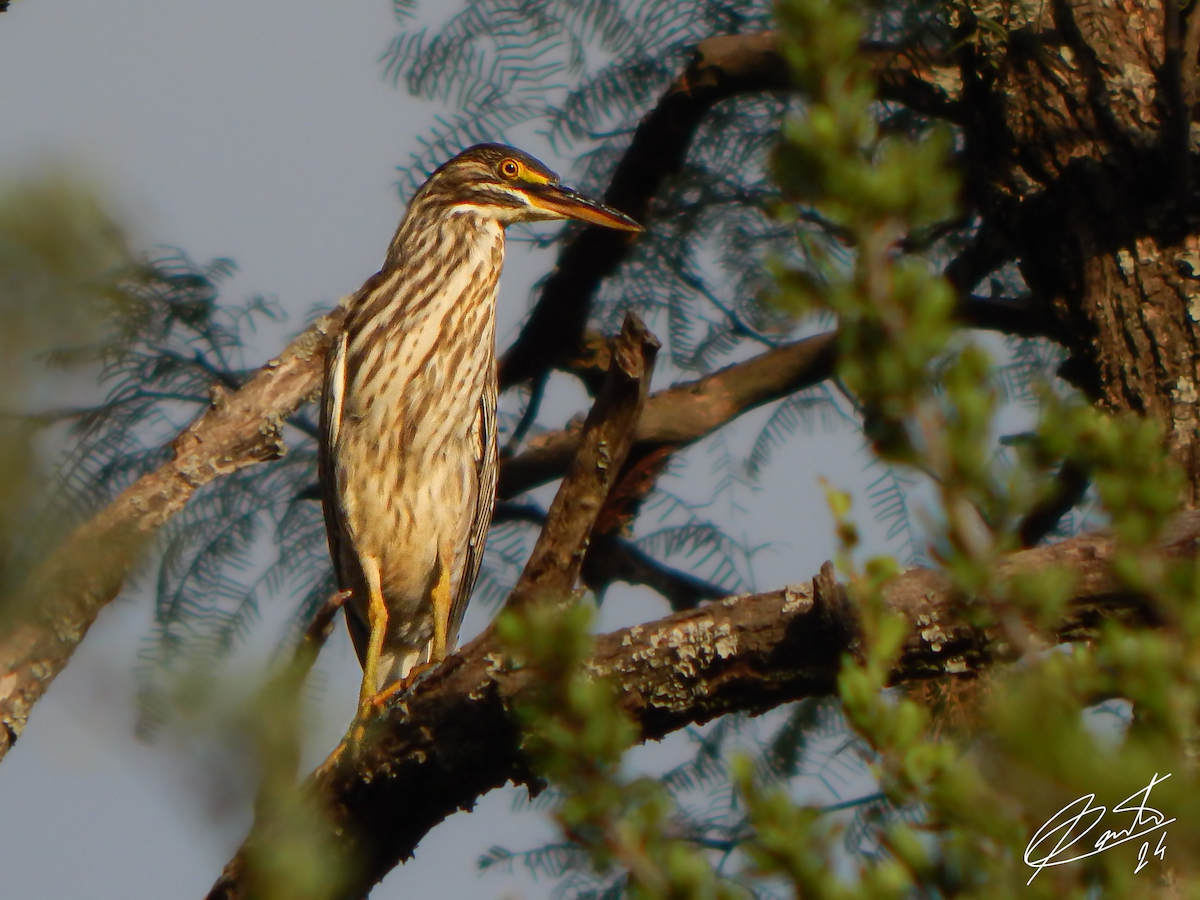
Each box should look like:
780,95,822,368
319,143,642,715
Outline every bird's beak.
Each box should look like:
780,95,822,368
526,184,644,232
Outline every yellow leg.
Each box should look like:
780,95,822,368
344,552,453,749
358,555,387,713
430,551,453,663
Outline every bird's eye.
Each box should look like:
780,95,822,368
499,159,520,179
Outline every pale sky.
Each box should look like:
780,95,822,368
0,3,882,898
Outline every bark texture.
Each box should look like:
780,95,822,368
952,0,1200,497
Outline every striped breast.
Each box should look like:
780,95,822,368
333,213,504,619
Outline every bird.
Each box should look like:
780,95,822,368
319,143,642,717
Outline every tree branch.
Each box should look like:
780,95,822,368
864,40,965,124
505,315,661,610
941,217,1067,342
955,294,1058,338
499,329,839,499
583,533,730,611
0,307,347,762
205,509,1200,900
1017,461,1091,547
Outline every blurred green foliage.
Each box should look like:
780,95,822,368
0,167,134,600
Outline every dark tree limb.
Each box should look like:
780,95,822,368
498,32,792,390
500,330,840,499
955,294,1059,338
940,215,1068,342
1017,461,1092,547
864,40,965,124
205,509,1200,900
583,534,730,611
942,217,1018,296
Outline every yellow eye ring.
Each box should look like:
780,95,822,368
499,158,520,179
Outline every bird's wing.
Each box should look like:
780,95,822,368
318,328,350,592
449,378,498,639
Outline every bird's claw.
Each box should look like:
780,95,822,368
346,662,438,746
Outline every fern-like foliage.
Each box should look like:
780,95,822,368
481,697,891,898
54,252,265,513
746,384,856,476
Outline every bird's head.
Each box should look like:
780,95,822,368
417,143,643,232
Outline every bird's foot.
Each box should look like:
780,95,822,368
346,662,438,746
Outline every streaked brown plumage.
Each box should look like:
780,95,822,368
319,143,641,712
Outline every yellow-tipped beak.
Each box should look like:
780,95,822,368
526,184,644,232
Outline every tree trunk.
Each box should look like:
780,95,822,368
964,0,1200,501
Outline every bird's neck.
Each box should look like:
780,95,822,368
344,210,506,351
384,208,505,273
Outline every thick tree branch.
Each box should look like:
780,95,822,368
500,329,839,499
0,308,347,761
206,509,1200,900
1017,461,1091,547
584,533,730,611
955,294,1058,338
941,216,1068,342
864,40,965,123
